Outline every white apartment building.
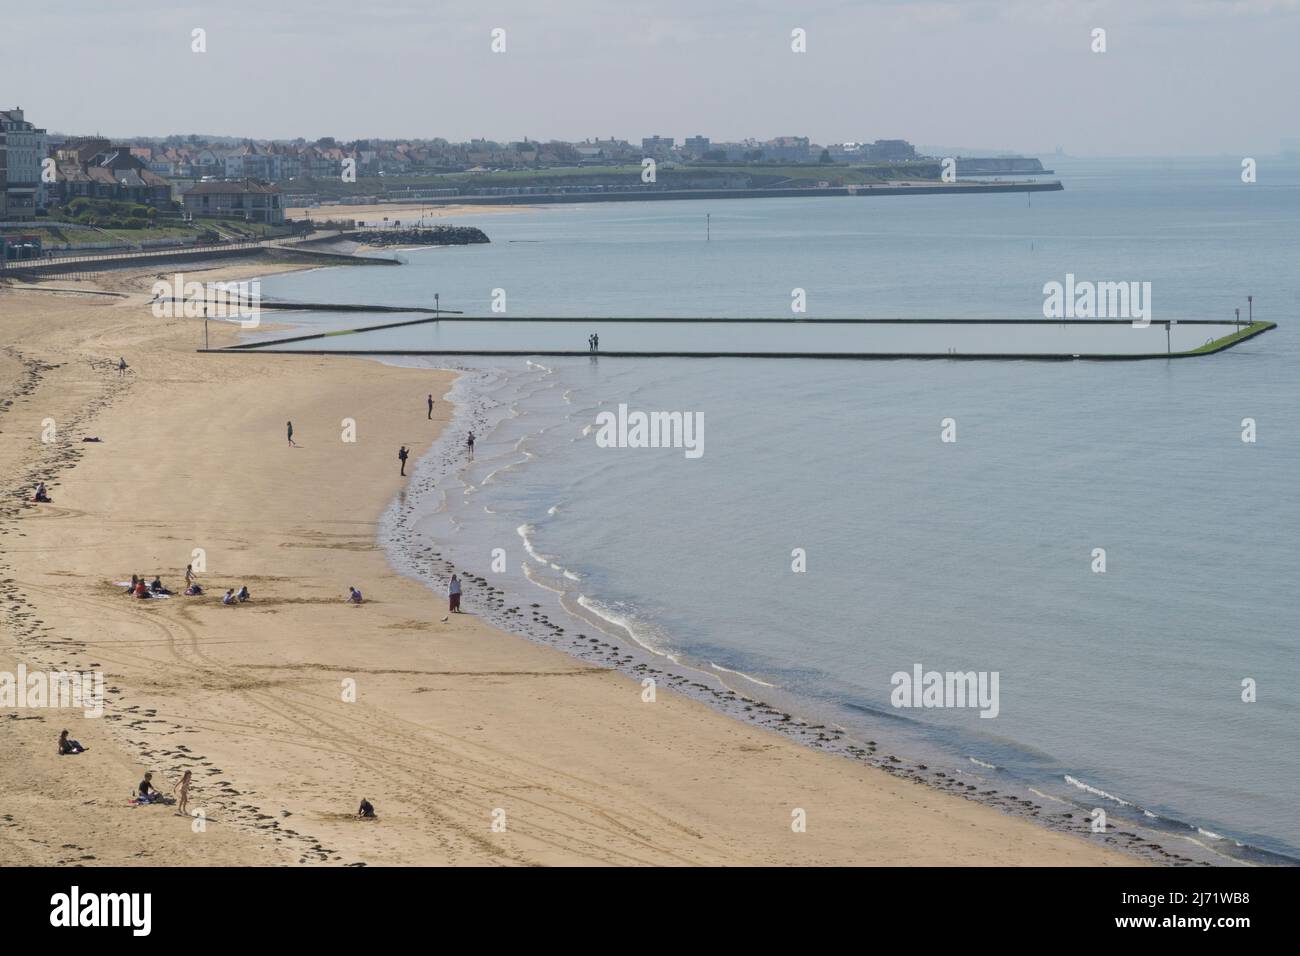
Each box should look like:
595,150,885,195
1,107,50,215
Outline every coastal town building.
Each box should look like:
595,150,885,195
1,107,49,218
182,179,284,224
54,143,174,206
0,134,7,219
641,135,674,158
682,135,711,158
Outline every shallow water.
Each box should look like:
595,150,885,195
259,156,1300,860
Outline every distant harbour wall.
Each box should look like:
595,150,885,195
405,181,1064,207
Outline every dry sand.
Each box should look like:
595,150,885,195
0,262,1135,866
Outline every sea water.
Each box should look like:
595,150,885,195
257,156,1300,860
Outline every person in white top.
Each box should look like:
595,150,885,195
448,574,462,613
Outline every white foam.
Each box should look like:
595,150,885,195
1064,774,1133,807
707,660,777,688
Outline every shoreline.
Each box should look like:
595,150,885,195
373,354,1278,867
2,260,1140,865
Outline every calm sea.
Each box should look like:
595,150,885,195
257,156,1300,861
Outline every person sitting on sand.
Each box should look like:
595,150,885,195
150,576,171,595
137,772,163,804
222,589,236,606
33,482,52,503
173,770,193,817
347,586,363,605
134,580,152,599
126,574,139,596
237,585,250,603
357,798,376,819
58,730,86,755
184,583,203,596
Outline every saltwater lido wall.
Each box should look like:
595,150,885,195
204,317,1277,361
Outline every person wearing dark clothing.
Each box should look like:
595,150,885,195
138,772,163,803
427,394,434,419
58,730,86,755
357,798,376,819
287,421,296,447
398,445,409,476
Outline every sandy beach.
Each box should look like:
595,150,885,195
0,262,1136,866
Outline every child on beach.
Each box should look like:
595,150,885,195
222,589,237,605
134,579,152,599
173,770,193,816
33,482,51,503
357,798,376,819
237,585,250,603
58,730,87,755
448,574,462,613
185,564,197,587
150,576,171,595
126,574,139,595
348,586,363,605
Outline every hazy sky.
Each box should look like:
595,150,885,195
5,0,1299,154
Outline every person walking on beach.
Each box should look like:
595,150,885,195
448,573,462,613
118,357,128,378
398,445,409,476
286,421,296,447
185,564,196,588
427,394,434,419
466,431,476,461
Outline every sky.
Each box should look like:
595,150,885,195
4,0,1299,155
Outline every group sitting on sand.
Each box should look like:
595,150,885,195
122,572,254,602
222,586,251,605
124,574,175,598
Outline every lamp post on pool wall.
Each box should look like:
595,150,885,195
1248,295,1253,325
1235,307,1241,332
